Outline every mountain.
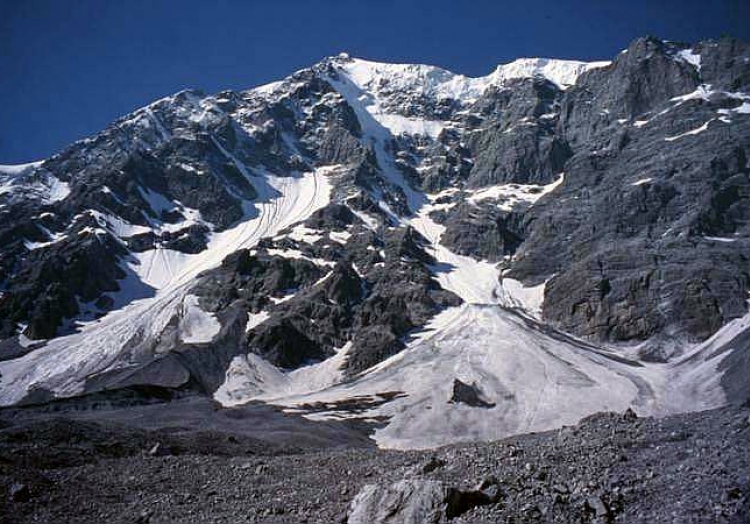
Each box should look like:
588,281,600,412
0,36,749,449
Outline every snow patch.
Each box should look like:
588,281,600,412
467,174,564,211
215,343,352,407
245,311,270,333
265,248,335,267
670,85,714,103
278,224,324,244
665,120,714,141
675,49,701,71
179,295,221,344
329,230,352,244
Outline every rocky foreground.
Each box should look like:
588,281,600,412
1,400,748,524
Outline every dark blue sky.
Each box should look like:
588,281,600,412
2,0,749,163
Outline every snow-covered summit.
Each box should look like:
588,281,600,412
334,56,480,100
489,57,611,89
329,54,610,103
0,161,43,176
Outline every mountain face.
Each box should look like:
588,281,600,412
1,36,749,448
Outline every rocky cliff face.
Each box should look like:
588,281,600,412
0,37,749,446
512,37,750,348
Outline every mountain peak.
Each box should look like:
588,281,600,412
490,57,611,88
1,36,749,455
324,54,610,102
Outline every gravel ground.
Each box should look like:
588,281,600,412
1,402,748,523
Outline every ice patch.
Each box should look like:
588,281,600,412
87,209,151,237
130,248,193,289
349,208,380,231
214,354,284,405
179,295,220,344
497,277,547,318
43,177,71,203
138,186,176,216
374,114,445,138
0,161,43,175
249,80,284,96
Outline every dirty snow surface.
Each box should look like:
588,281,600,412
224,300,737,449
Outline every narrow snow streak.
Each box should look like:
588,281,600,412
665,120,714,141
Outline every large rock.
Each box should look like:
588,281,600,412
346,479,498,524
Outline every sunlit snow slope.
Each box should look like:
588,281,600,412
0,166,335,404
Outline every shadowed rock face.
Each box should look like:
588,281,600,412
0,228,130,339
192,223,460,378
465,79,572,187
0,36,749,407
439,203,524,262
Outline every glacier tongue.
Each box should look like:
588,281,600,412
243,302,734,450
0,166,336,405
